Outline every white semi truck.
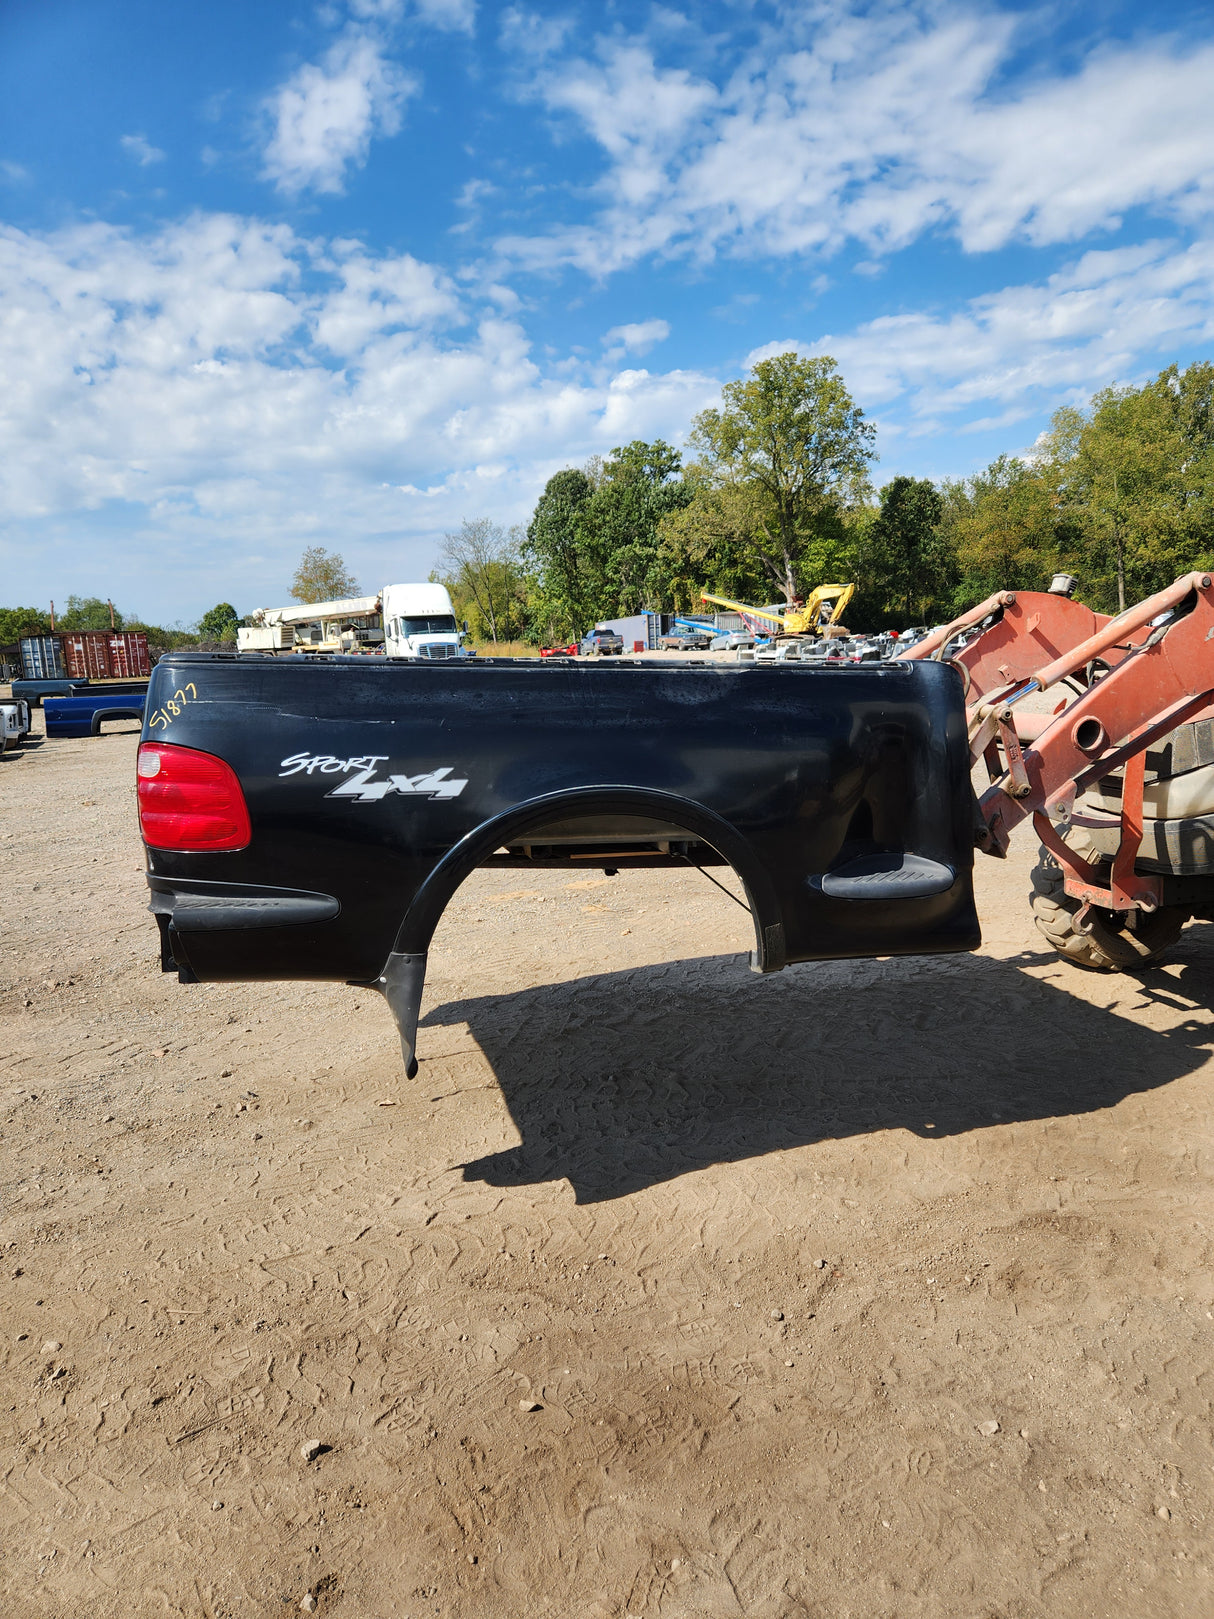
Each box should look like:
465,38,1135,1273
380,582,465,660
238,582,467,660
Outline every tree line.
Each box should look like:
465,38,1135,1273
5,357,1211,655
0,595,199,654
443,354,1214,642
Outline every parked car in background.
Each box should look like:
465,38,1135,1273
657,629,713,650
891,626,931,653
579,627,625,656
710,631,755,651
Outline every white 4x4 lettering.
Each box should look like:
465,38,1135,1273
325,763,468,802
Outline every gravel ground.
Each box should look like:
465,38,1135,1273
1,702,1211,1618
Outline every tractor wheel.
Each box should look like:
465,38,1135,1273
1030,827,1189,968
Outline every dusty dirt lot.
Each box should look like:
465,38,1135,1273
1,707,1211,1619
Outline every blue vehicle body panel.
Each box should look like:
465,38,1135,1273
14,677,149,709
45,691,147,737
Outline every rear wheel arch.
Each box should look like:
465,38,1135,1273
389,785,785,970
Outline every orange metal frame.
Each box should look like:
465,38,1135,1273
905,573,1214,918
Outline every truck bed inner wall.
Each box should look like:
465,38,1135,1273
143,655,979,984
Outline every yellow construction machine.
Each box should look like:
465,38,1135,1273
701,583,855,639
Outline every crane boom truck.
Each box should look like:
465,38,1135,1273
238,582,466,659
700,585,856,639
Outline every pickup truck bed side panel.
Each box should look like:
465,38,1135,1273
143,655,979,989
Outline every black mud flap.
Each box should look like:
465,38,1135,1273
375,951,428,1079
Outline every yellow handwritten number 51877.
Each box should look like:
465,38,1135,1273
147,683,197,731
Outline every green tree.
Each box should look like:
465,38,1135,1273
197,602,240,643
689,353,876,603
522,467,597,642
940,455,1061,609
59,595,123,630
521,442,691,639
0,606,52,644
585,440,693,615
1048,364,1214,611
657,478,775,609
437,520,530,644
290,547,359,604
125,619,200,653
859,477,956,625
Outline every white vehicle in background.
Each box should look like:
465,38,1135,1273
1,698,32,752
238,582,470,659
238,594,384,654
381,582,468,660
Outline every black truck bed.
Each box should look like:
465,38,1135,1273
139,653,980,1073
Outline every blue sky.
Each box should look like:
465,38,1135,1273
2,0,1213,625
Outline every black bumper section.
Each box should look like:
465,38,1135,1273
148,876,341,978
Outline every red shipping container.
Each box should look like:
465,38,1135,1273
60,631,150,679
62,631,110,679
106,632,151,678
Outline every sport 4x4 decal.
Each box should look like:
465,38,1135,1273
278,752,467,801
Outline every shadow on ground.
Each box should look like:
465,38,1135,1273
1,739,43,761
420,934,1214,1202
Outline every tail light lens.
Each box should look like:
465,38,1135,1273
137,743,251,851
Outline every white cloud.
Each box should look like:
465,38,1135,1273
5,167,1214,618
348,0,475,28
748,238,1214,430
345,0,405,18
1,159,31,184
602,318,670,357
499,6,1214,275
542,42,714,171
0,215,718,618
120,134,165,167
411,0,475,32
310,242,462,353
498,7,573,59
262,34,415,195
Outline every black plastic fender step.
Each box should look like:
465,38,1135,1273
810,853,956,900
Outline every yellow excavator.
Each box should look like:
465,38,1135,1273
701,583,856,639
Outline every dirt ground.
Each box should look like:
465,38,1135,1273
1,703,1211,1619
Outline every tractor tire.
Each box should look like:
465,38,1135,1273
1030,826,1189,968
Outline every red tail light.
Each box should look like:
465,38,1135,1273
137,742,251,851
